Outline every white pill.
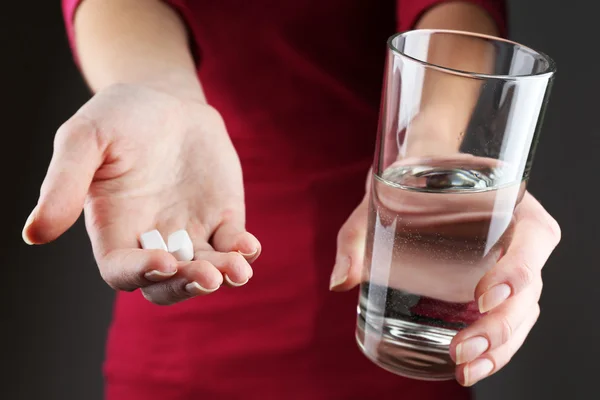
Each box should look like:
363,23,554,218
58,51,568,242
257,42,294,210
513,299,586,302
140,229,167,251
168,229,194,262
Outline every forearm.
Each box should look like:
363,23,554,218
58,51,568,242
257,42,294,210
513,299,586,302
416,1,499,35
409,2,501,152
73,0,205,102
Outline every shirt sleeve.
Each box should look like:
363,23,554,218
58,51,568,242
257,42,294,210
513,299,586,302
61,0,80,61
396,0,507,37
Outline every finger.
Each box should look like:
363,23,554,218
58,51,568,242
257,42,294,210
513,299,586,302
211,219,261,263
475,194,560,313
140,260,224,306
451,283,541,365
194,250,253,286
23,116,105,245
330,195,368,292
456,304,539,387
98,248,179,291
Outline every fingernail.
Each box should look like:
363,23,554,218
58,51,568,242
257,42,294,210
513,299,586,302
22,206,38,245
238,248,258,258
144,269,177,282
224,274,249,287
456,336,489,364
478,283,511,313
185,281,219,296
329,255,350,291
463,358,494,386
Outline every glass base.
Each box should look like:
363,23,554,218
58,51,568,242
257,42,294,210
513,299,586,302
356,315,458,381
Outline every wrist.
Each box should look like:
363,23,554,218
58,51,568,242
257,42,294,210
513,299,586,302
136,67,207,105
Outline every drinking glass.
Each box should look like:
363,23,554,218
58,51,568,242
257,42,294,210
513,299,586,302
355,29,555,380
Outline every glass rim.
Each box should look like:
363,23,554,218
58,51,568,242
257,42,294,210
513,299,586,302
388,29,556,80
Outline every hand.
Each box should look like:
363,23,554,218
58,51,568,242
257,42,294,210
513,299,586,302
331,107,474,290
450,193,560,386
331,182,560,386
22,83,261,305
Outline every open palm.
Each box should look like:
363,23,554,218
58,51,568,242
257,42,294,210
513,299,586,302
23,83,260,305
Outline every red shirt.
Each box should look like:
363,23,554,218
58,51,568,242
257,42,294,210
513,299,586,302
62,1,505,399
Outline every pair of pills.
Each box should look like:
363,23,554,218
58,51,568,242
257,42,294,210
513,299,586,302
140,229,194,261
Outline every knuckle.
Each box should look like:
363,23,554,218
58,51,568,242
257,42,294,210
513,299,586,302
55,118,78,142
103,271,136,292
202,104,226,126
491,348,513,371
227,251,247,267
141,289,170,306
483,356,499,375
533,279,544,300
224,253,246,277
142,282,183,306
165,280,188,303
497,314,514,345
505,331,527,364
190,223,210,243
55,116,95,147
512,257,537,290
337,225,359,246
55,114,107,156
532,303,541,321
152,298,172,306
104,280,120,291
140,288,155,303
529,207,561,246
189,103,228,135
98,255,142,292
98,267,120,291
545,217,562,245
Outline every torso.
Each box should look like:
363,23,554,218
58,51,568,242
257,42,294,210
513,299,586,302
104,1,469,398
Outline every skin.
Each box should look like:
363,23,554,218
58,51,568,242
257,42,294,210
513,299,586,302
23,0,560,388
332,2,561,387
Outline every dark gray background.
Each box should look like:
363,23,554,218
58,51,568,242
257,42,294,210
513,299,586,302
2,1,596,399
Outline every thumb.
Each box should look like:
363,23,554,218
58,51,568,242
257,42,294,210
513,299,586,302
330,194,369,292
22,117,104,245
